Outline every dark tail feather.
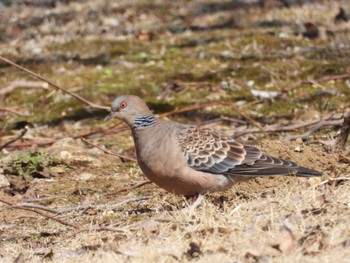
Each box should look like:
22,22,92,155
295,166,323,177
225,165,323,177
224,153,323,178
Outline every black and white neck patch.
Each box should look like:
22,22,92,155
133,115,157,129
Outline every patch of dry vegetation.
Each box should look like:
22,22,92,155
1,138,349,262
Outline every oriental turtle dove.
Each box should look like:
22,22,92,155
105,95,322,196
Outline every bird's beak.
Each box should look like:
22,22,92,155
104,112,117,122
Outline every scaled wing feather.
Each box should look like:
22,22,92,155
176,125,321,177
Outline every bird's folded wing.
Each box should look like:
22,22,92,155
176,125,322,177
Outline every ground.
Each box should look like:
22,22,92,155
0,0,350,262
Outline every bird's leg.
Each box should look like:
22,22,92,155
185,193,204,211
191,192,200,203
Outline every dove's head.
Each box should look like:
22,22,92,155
104,95,153,127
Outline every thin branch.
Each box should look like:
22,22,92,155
24,195,66,203
314,176,350,187
0,55,108,110
65,225,126,239
0,107,26,116
0,195,152,236
281,73,350,94
74,123,127,139
0,195,151,230
220,115,255,125
107,180,152,196
0,126,28,151
91,226,127,232
80,137,136,162
332,111,350,152
285,119,343,141
159,101,261,128
0,80,49,96
4,124,128,149
14,203,59,214
3,100,259,149
57,196,151,214
0,197,78,229
233,117,343,138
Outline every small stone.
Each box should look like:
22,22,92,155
50,166,65,174
0,172,10,188
103,17,119,26
220,50,234,59
78,172,95,181
295,138,303,144
294,145,303,153
246,80,255,87
308,177,323,185
142,220,160,233
59,151,72,160
34,247,51,255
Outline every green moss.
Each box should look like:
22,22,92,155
4,151,63,180
1,23,347,129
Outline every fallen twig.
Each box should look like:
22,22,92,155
3,99,257,150
57,196,151,214
14,203,59,214
0,197,78,229
0,195,151,231
0,55,108,110
233,116,343,138
0,126,28,151
281,73,350,94
107,180,152,196
332,111,350,152
81,137,136,162
4,124,128,149
159,101,262,128
65,225,127,240
0,80,49,96
220,115,249,125
285,119,343,141
91,226,127,232
0,107,26,116
75,123,127,139
314,177,350,187
24,195,66,203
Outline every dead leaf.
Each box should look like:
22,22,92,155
59,244,101,259
184,241,202,260
14,253,25,263
299,225,326,255
34,248,53,260
142,220,160,234
272,226,297,254
316,194,326,207
41,249,54,260
0,173,10,188
245,250,262,261
335,7,349,23
301,207,327,216
341,239,350,247
303,22,319,39
216,246,228,253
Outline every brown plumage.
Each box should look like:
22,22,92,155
105,95,322,196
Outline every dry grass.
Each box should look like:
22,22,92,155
1,181,350,262
1,139,349,262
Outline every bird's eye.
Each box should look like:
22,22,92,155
120,102,127,109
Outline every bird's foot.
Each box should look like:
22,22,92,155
183,193,204,211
